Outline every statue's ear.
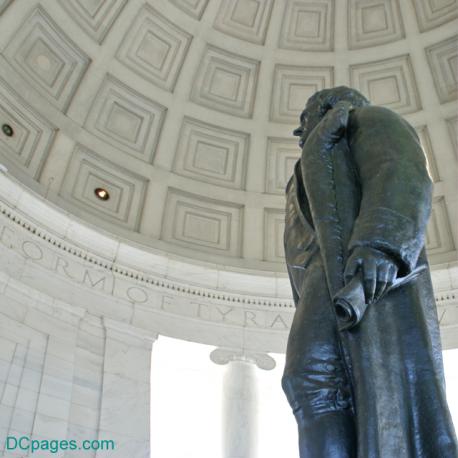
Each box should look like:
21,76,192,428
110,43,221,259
320,102,333,117
343,88,370,108
319,93,340,116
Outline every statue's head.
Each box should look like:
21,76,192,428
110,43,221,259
293,86,370,147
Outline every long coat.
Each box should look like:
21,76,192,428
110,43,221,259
284,105,457,457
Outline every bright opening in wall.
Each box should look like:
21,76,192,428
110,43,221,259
151,338,458,458
444,348,458,429
150,336,298,458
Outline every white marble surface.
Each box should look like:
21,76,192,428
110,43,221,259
222,359,258,458
0,288,155,458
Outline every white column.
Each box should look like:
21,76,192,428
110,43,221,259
97,318,157,458
210,348,275,458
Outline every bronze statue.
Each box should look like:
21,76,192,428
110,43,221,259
282,86,458,457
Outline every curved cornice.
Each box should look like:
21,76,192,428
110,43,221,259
0,172,457,351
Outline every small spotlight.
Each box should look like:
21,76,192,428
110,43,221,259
94,187,110,201
2,124,14,137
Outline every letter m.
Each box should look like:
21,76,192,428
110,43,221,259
83,270,106,290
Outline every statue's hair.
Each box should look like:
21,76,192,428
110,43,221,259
301,86,370,121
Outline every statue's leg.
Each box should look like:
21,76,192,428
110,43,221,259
282,265,356,458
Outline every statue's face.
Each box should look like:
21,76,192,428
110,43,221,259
292,100,322,148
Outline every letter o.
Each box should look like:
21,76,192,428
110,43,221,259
126,286,148,304
21,241,43,261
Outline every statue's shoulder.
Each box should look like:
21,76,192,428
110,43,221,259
349,105,414,132
350,104,400,122
348,105,418,146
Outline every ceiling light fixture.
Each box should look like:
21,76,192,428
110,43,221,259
1,124,14,137
94,187,110,201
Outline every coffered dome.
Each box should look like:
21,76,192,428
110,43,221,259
0,0,456,273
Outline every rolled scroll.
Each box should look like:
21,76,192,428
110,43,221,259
333,265,427,331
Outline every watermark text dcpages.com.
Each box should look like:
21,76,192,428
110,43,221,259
4,436,115,454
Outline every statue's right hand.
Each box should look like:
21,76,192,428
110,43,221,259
344,246,399,304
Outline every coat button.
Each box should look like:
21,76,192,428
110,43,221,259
335,390,350,409
336,398,350,409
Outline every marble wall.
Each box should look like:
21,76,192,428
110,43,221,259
0,279,155,458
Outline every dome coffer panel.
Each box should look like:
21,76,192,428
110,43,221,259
0,0,455,271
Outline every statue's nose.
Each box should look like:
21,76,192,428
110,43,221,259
293,127,303,136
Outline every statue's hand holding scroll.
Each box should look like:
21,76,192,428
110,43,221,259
335,249,425,331
344,246,398,304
